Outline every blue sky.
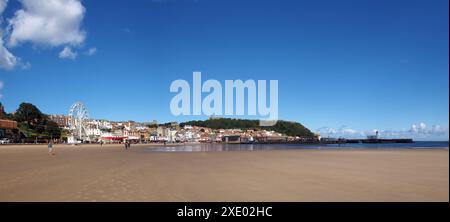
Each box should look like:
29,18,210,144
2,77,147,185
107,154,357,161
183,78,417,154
0,0,449,140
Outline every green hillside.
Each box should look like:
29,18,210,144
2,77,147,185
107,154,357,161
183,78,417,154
181,118,314,137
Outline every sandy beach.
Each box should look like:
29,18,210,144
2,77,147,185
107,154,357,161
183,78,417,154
0,144,448,202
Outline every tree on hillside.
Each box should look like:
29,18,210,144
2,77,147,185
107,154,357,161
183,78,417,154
13,103,45,128
12,102,62,139
44,120,61,139
0,102,6,119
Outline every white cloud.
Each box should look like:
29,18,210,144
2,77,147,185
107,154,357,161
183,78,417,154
0,33,18,69
86,47,96,56
419,122,426,130
1,0,19,70
7,0,86,47
0,0,8,15
316,126,364,138
1,0,88,70
338,125,359,135
59,46,77,60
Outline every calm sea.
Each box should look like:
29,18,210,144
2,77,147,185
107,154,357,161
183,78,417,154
145,141,449,152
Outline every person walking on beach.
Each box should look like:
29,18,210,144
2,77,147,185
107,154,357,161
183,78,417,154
48,140,55,155
100,140,103,147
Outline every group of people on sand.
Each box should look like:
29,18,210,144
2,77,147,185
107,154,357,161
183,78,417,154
47,140,133,155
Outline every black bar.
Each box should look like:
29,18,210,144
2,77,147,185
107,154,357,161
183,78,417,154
0,202,448,221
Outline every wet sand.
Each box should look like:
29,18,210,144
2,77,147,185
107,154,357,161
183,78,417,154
0,144,448,202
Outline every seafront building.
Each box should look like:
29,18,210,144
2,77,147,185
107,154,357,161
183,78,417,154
48,115,70,127
0,119,18,141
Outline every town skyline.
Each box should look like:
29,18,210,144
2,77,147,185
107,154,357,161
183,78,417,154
1,101,448,141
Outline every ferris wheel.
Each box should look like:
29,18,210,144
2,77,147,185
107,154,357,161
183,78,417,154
68,101,90,142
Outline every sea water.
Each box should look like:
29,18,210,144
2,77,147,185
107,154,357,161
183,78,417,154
145,141,449,152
